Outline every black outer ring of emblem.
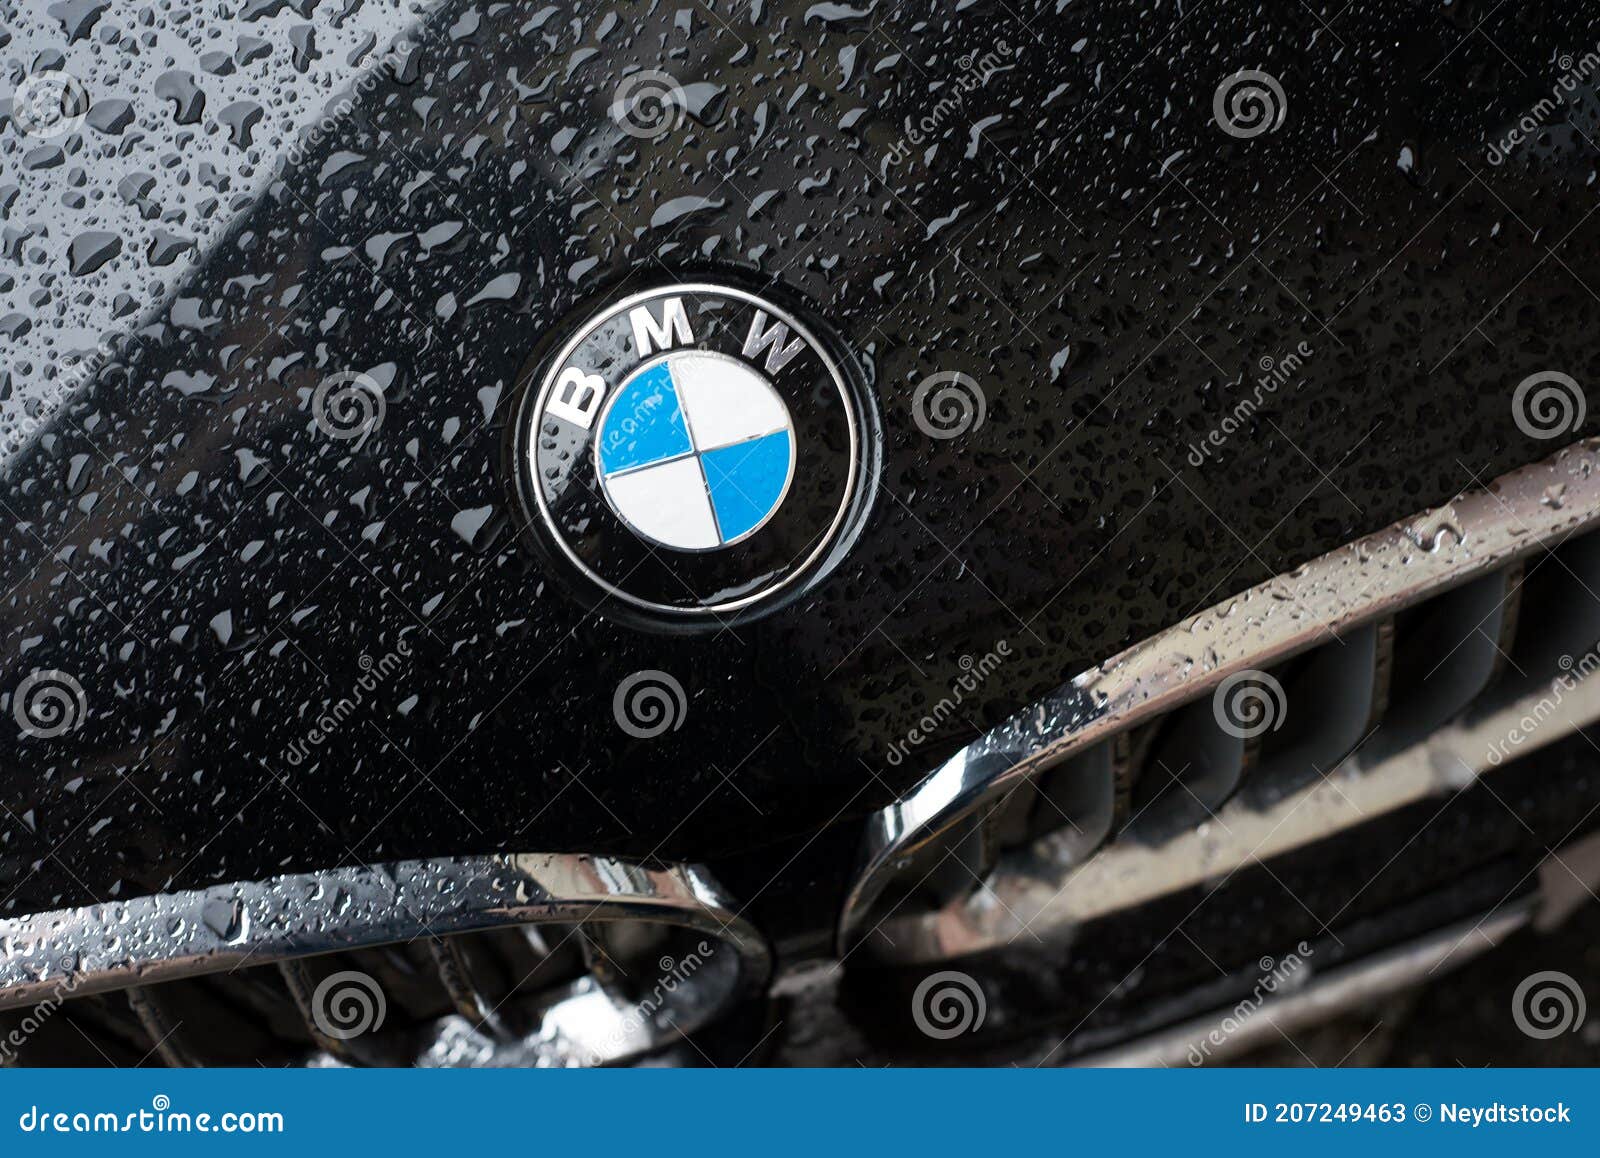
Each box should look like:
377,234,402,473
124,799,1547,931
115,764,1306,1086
509,281,878,629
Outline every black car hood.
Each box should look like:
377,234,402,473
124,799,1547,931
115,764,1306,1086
3,0,1597,912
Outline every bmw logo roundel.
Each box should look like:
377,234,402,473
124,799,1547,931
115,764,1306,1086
513,283,876,624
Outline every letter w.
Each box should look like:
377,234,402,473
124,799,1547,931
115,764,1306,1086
742,311,806,374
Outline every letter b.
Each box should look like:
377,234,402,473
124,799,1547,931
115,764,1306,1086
545,366,608,429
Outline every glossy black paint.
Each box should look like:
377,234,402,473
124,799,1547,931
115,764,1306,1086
3,1,1598,912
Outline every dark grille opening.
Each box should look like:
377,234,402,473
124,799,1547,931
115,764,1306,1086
1126,699,1247,844
1502,535,1600,687
836,705,1600,1062
1363,568,1520,761
1243,620,1388,809
998,730,1125,862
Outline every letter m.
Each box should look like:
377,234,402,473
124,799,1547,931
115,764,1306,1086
741,310,806,374
629,297,694,356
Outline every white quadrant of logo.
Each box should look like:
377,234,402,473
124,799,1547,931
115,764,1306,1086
594,352,796,551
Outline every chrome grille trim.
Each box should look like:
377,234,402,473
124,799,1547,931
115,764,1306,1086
839,438,1600,958
0,853,770,1067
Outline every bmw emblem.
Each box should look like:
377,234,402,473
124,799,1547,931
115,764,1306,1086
513,283,877,625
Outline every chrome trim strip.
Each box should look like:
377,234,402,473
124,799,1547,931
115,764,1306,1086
0,853,770,1067
840,438,1600,956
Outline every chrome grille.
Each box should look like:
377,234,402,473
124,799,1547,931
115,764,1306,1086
839,439,1600,974
0,854,769,1068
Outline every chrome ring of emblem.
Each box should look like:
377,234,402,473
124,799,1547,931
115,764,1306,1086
512,282,875,625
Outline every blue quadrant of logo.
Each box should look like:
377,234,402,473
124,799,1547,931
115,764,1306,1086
702,431,793,542
596,362,692,474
